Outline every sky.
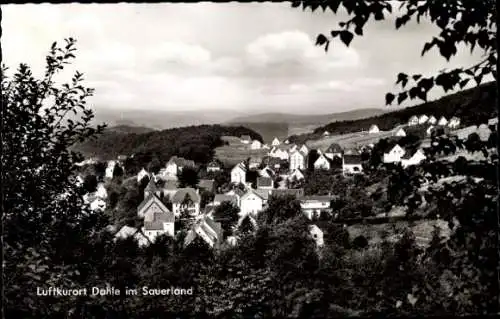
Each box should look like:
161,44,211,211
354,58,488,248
2,2,490,114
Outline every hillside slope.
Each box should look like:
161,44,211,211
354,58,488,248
106,125,157,134
72,124,263,164
289,81,498,144
225,122,289,144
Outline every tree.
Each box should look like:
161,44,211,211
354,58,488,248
178,167,199,188
213,201,240,238
147,156,162,174
465,132,483,153
113,164,124,179
2,38,109,316
258,195,303,225
296,0,497,106
82,174,98,193
238,215,256,235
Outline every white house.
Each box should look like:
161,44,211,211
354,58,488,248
284,139,290,144
259,167,275,178
309,225,324,247
408,116,419,126
395,128,407,137
383,144,406,163
137,194,175,241
401,149,426,168
231,163,247,185
288,169,305,181
426,125,435,136
250,140,262,150
271,137,281,146
184,216,223,249
165,156,195,177
273,148,290,161
342,154,363,175
314,154,331,170
171,188,201,217
207,160,222,172
324,143,343,160
368,124,380,134
427,115,437,124
299,196,333,219
323,131,330,136
299,144,309,154
240,135,252,144
418,114,429,124
448,116,461,129
137,168,149,183
105,160,116,179
438,116,448,126
240,190,265,216
289,149,307,171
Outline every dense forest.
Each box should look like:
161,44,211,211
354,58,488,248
289,81,498,144
72,124,263,164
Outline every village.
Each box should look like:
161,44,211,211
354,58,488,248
75,113,497,250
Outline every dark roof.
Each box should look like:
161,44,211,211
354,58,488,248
171,188,201,203
153,211,174,223
198,179,215,190
137,193,171,216
257,177,273,187
204,216,223,239
144,179,159,193
343,154,362,165
270,188,304,198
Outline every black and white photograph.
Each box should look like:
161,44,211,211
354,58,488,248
2,1,498,317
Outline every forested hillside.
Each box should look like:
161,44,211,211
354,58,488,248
289,81,497,144
225,122,289,143
72,124,263,163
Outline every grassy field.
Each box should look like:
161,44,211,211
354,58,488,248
215,136,269,167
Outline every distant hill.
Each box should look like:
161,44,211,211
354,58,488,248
226,108,387,126
106,125,157,135
224,122,289,144
289,81,498,144
72,124,263,164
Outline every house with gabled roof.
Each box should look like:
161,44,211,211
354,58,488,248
368,124,380,134
323,131,330,136
144,178,161,198
165,156,195,176
298,195,335,220
342,154,363,175
448,116,461,129
207,160,222,172
408,115,419,126
250,139,262,150
240,135,251,144
271,137,281,146
419,114,429,124
231,162,247,185
240,189,266,216
284,139,290,144
324,143,343,160
171,188,201,217
427,115,437,124
289,149,307,171
299,144,309,155
314,153,331,170
137,194,175,241
271,148,289,161
401,149,426,168
259,166,275,178
184,216,223,249
256,177,274,190
287,168,305,181
395,128,407,137
383,144,406,163
426,125,435,136
438,116,448,126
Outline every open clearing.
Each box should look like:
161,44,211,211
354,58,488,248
215,136,269,167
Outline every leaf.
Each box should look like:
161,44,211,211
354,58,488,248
474,75,483,85
398,92,408,104
459,79,470,89
315,34,328,46
330,30,340,37
354,26,363,36
409,87,419,99
412,74,422,81
339,31,354,47
421,39,437,56
328,0,341,13
385,93,395,105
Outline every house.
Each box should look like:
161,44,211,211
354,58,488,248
184,216,223,249
250,140,262,150
426,125,435,136
270,148,289,161
137,194,175,240
240,190,266,216
105,160,116,179
207,160,222,172
299,144,309,154
165,156,195,176
299,195,334,219
289,144,298,153
256,177,273,190
383,144,406,163
342,154,363,175
171,188,201,217
401,149,426,168
408,115,419,126
287,168,305,181
314,154,331,170
270,188,305,198
448,116,461,129
289,149,307,171
438,116,448,126
114,226,150,247
324,143,343,160
271,137,281,146
198,179,215,193
368,124,380,134
395,128,407,137
284,139,290,144
240,135,252,144
427,115,437,124
259,166,275,178
137,168,149,183
248,157,263,169
323,131,330,136
231,163,247,185
213,194,239,207
418,114,429,124
309,224,324,247
224,188,246,206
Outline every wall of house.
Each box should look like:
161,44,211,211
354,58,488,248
240,195,263,215
173,202,200,217
231,169,246,184
165,164,178,176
